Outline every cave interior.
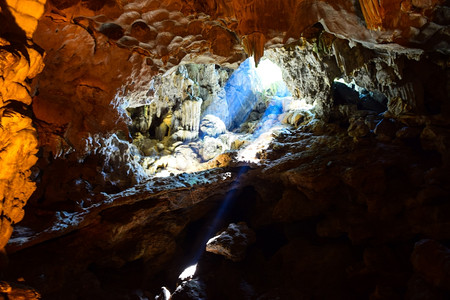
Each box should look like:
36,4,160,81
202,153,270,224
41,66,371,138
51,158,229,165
0,0,450,299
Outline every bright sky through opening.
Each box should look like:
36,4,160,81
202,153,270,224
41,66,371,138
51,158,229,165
255,59,284,89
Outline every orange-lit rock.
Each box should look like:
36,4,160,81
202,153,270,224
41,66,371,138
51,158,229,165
0,281,41,299
5,0,46,38
0,111,39,249
359,0,385,30
0,0,45,249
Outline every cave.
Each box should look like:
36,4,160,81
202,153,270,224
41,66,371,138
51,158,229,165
1,0,450,299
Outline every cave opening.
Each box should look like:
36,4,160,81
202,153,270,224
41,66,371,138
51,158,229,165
123,56,305,177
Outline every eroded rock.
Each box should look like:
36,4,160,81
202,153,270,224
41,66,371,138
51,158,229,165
206,222,256,262
0,0,45,250
0,281,41,300
199,115,226,138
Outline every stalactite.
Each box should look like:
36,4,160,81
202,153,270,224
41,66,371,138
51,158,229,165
359,0,384,30
180,99,202,140
242,32,266,66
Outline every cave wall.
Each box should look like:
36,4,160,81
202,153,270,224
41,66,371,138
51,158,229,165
0,0,45,250
32,0,447,157
267,32,449,123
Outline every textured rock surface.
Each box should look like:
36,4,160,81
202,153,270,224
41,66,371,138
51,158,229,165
4,0,46,38
0,0,45,249
266,34,448,122
30,0,448,158
199,115,227,138
206,222,256,262
0,281,41,299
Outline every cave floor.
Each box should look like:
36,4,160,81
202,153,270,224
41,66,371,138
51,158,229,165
5,124,450,299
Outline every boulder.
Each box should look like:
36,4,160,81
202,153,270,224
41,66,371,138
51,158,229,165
374,118,399,141
206,222,256,262
98,23,124,40
199,136,227,161
199,115,226,138
171,279,206,300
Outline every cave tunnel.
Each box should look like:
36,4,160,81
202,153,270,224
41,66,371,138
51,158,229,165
1,0,450,299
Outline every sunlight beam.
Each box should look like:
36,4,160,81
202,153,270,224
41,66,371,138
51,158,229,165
255,59,284,90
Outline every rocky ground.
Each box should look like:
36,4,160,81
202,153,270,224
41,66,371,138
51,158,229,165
4,110,450,299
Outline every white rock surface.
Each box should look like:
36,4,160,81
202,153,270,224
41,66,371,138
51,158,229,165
200,115,227,137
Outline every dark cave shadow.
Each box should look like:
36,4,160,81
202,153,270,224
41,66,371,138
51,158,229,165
0,0,37,60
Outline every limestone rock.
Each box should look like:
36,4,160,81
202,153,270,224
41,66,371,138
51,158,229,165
99,23,125,40
406,273,446,300
199,115,226,138
199,136,227,162
155,287,171,300
282,110,312,127
0,1,45,249
206,222,256,262
396,126,423,139
1,1,449,299
388,96,413,116
171,279,206,300
374,118,399,141
87,134,147,188
5,0,46,38
348,117,370,139
420,125,450,164
219,58,261,129
265,46,339,117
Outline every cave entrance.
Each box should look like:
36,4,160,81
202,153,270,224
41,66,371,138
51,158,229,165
125,57,306,177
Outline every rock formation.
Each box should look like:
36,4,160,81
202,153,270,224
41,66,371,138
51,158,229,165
0,0,449,299
206,222,256,262
0,0,45,250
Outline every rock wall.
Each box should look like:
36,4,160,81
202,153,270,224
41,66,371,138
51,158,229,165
5,117,450,298
127,63,232,140
0,0,45,250
267,32,449,125
32,0,448,158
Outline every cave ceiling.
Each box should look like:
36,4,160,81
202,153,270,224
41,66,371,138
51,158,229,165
29,0,449,149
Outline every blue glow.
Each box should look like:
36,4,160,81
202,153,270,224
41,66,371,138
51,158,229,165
202,57,291,131
185,167,248,266
182,58,292,271
223,58,260,129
